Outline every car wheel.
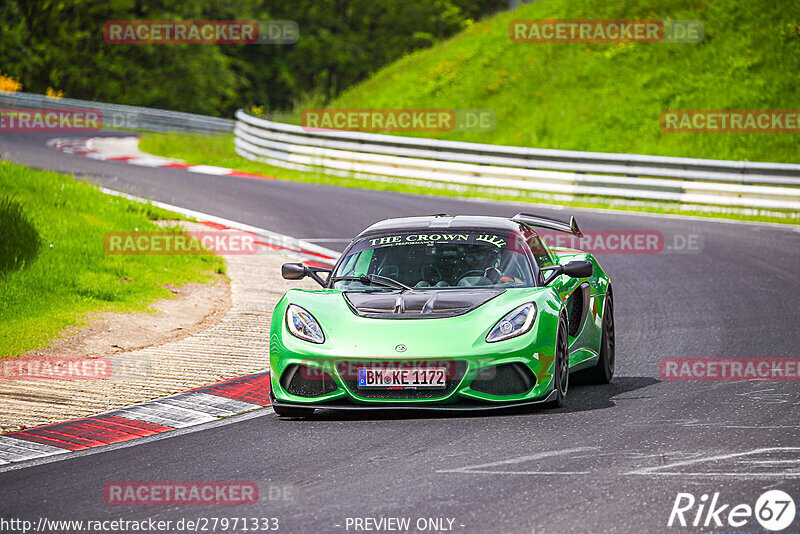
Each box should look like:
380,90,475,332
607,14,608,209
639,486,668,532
584,294,615,384
547,318,569,408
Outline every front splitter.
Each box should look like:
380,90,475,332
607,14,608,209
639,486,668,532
269,389,556,412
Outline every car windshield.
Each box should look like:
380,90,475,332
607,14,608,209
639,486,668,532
332,230,535,290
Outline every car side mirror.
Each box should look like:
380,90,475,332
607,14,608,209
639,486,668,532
541,260,593,285
282,263,307,280
282,262,331,287
562,260,593,278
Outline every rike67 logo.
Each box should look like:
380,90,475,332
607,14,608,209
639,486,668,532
668,490,796,531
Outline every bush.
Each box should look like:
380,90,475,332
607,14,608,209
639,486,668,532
0,197,41,274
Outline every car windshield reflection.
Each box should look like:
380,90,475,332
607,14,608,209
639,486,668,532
332,231,535,290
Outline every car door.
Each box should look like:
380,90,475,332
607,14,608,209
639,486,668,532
528,231,591,361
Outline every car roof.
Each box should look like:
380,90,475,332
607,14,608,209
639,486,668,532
358,215,523,236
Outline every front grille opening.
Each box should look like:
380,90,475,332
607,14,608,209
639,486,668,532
281,364,338,397
470,363,535,396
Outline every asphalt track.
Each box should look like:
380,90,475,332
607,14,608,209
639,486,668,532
1,131,799,533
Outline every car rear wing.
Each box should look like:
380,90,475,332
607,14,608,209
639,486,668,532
511,212,583,237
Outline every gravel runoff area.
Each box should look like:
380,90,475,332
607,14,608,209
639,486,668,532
0,242,317,432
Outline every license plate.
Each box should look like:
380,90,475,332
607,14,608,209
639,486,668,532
357,367,447,389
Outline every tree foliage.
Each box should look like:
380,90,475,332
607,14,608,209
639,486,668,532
0,0,505,116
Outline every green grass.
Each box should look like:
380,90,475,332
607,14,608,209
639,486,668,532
139,132,799,225
0,161,225,358
327,0,800,163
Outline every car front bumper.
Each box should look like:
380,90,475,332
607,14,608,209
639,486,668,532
268,351,557,408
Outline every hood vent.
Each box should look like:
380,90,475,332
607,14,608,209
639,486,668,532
344,289,504,319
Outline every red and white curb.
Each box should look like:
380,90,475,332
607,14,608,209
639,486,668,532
0,154,340,467
0,208,335,467
0,372,271,466
48,136,275,181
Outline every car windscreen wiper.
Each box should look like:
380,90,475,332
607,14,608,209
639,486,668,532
330,274,412,291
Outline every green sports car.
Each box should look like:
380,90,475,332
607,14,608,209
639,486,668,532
269,213,614,417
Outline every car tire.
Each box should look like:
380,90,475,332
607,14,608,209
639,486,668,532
547,318,569,408
584,294,615,384
273,404,315,418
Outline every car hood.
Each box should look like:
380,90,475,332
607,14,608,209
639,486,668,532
275,287,556,359
343,289,505,319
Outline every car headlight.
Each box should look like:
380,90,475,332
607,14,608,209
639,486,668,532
486,302,537,343
286,304,325,344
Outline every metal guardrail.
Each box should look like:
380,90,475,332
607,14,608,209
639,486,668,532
234,110,800,211
0,91,234,133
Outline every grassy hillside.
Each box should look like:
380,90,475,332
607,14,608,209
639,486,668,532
329,0,800,162
0,161,224,357
140,0,799,226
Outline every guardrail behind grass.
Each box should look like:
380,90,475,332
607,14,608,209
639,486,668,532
0,91,234,134
234,110,800,212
